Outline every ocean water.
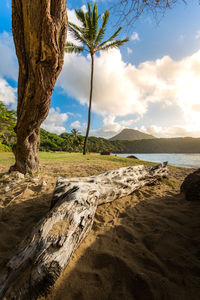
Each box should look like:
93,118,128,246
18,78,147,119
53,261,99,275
114,153,200,169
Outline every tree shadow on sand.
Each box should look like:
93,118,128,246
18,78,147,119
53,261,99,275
0,191,52,267
46,186,200,300
0,176,199,300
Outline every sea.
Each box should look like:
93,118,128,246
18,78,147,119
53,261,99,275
113,153,200,169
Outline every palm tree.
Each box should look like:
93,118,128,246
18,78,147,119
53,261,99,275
65,2,129,155
71,128,80,138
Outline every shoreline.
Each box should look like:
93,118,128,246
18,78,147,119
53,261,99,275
113,153,200,169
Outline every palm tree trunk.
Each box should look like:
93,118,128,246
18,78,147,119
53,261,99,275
83,53,94,155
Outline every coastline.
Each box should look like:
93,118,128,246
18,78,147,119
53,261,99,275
113,153,200,169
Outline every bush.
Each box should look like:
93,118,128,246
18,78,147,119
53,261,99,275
0,142,11,152
100,151,111,155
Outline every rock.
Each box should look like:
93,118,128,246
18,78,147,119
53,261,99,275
25,173,31,178
5,186,10,192
127,155,138,159
31,176,40,183
9,180,16,185
180,169,200,201
2,174,9,179
41,180,47,186
6,178,13,183
100,151,111,155
15,172,25,180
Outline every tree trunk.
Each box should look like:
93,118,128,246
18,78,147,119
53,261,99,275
83,53,94,155
10,0,67,174
0,162,168,299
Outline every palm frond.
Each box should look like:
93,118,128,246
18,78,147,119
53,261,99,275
65,42,85,54
68,24,90,47
92,2,99,40
95,10,110,45
87,3,92,32
98,27,122,49
83,2,99,45
75,8,87,27
87,2,92,18
99,38,129,51
68,21,83,34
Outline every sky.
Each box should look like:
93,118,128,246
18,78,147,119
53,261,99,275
0,0,200,138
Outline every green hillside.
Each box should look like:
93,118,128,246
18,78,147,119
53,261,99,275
115,138,200,153
1,102,200,154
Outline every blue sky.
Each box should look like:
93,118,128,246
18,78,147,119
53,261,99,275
0,0,200,138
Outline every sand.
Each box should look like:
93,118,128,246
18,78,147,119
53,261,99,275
0,161,200,300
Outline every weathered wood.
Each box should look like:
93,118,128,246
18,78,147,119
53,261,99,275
0,163,168,299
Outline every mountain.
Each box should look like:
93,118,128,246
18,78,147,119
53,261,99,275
109,128,156,141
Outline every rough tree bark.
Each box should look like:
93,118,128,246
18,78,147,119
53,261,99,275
0,163,168,299
10,0,67,174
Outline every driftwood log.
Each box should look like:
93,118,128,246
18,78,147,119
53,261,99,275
0,162,168,299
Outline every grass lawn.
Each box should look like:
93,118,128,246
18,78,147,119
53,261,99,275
0,152,154,168
0,152,15,164
0,152,157,179
40,152,154,167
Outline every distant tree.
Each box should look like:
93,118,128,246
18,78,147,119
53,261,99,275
0,102,16,132
40,129,66,152
0,102,16,147
70,129,84,152
71,128,80,138
65,2,129,155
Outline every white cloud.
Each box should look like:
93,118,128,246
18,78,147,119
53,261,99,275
67,112,82,118
58,50,147,117
120,119,136,127
70,120,81,129
131,32,140,41
67,6,87,45
0,32,18,109
41,107,68,135
127,47,133,55
101,115,123,133
0,32,18,80
59,48,200,136
92,121,200,139
140,125,200,138
70,120,87,135
90,115,136,138
0,78,17,106
195,30,200,40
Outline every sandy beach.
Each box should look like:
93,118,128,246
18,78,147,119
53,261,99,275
0,155,199,300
